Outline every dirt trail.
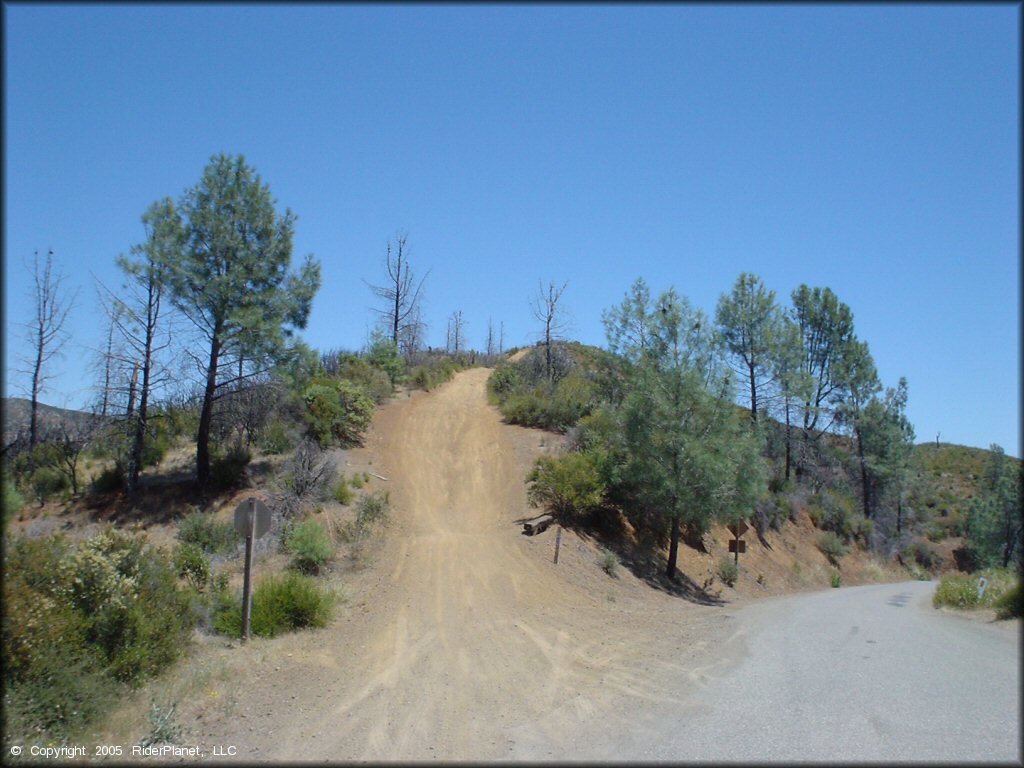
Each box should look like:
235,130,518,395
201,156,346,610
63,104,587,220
202,368,736,761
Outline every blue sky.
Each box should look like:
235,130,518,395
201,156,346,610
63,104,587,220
3,4,1020,455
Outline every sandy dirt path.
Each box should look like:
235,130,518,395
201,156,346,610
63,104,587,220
202,368,735,761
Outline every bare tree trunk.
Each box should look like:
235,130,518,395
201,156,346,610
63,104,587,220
532,280,568,384
856,426,871,519
24,250,75,452
666,513,681,582
783,386,792,482
126,362,140,420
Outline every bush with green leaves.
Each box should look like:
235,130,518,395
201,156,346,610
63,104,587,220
355,490,390,530
818,531,848,564
173,542,211,591
527,452,605,520
29,465,70,505
717,558,739,587
213,571,335,638
3,476,25,528
91,465,124,494
303,377,375,447
902,539,940,572
498,381,594,433
3,529,196,742
285,519,334,574
410,356,462,391
598,548,619,577
487,362,520,400
177,510,239,555
487,347,595,432
994,584,1023,619
261,418,296,455
366,331,405,387
933,573,982,609
830,570,842,588
933,567,1019,611
209,444,252,490
332,474,354,505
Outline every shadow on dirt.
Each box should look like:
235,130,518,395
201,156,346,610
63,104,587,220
556,507,726,607
73,461,265,527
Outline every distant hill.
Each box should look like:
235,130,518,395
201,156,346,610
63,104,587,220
2,397,111,449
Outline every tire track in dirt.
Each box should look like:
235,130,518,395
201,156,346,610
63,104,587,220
207,368,735,761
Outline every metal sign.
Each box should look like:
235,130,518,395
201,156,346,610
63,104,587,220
234,497,271,540
727,521,749,539
234,497,272,644
728,539,747,554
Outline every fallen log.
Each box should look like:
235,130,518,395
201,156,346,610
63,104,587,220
523,514,553,536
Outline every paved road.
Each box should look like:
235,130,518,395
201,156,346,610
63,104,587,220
624,580,1021,763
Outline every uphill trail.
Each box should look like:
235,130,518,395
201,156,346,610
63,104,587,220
202,368,735,761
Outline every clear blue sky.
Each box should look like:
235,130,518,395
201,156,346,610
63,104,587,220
3,4,1020,455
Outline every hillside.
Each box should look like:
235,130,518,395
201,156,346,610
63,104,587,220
2,396,109,449
4,358,1015,756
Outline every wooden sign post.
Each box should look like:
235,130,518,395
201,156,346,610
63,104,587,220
234,497,271,644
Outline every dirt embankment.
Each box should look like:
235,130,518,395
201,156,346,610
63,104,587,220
174,368,744,761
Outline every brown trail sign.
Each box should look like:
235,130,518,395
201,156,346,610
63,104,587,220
727,520,750,565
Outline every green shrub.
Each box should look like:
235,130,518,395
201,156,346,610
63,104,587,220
994,583,1023,619
527,452,605,519
141,428,171,469
933,573,980,609
3,529,196,742
210,444,251,490
807,490,858,540
717,558,739,587
598,548,619,577
932,569,1018,610
366,332,405,387
261,418,295,455
3,641,120,743
177,511,239,555
818,531,848,564
3,476,25,527
335,353,395,403
30,465,70,504
140,700,182,748
213,572,334,638
285,520,333,574
303,377,375,447
332,475,353,505
164,404,200,440
830,570,842,588
410,357,462,391
90,465,124,494
854,517,874,546
173,542,211,591
58,528,195,684
355,490,390,530
903,540,941,572
488,363,521,399
350,472,365,490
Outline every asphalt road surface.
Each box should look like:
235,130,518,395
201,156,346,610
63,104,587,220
588,580,1021,763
